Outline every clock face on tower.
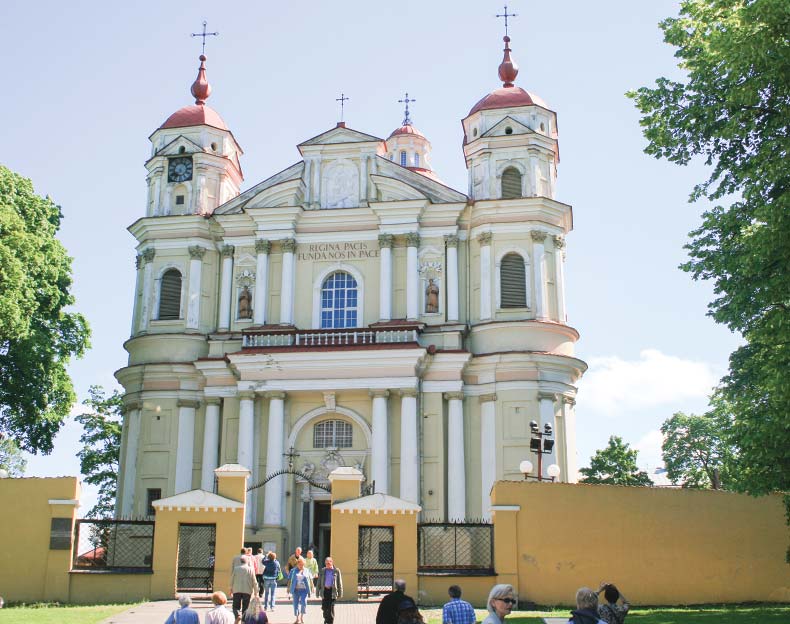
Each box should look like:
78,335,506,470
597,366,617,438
168,157,193,183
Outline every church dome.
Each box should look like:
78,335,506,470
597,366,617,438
468,86,548,116
159,54,228,131
389,124,425,139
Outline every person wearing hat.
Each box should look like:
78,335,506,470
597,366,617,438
396,597,425,624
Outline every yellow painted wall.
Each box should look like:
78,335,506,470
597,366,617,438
491,481,790,605
68,573,151,604
417,575,494,607
0,477,79,603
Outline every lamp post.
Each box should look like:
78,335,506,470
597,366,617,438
519,421,560,482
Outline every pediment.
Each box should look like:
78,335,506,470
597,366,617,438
215,161,305,214
374,157,467,204
482,116,534,138
370,174,427,201
155,135,205,157
299,125,383,148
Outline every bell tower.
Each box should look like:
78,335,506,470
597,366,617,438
145,55,243,217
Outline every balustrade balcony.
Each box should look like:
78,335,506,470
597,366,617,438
242,326,420,349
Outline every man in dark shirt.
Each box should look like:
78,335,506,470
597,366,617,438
376,579,414,624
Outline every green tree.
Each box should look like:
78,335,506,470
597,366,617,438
580,436,652,486
0,165,91,453
0,436,26,476
628,1,790,496
661,401,736,490
75,386,122,518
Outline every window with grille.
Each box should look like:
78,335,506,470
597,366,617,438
313,420,353,448
500,253,527,308
158,269,182,319
400,151,407,166
501,167,522,199
414,153,420,167
146,488,161,516
320,271,358,328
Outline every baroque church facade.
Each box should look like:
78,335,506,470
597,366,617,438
115,34,586,558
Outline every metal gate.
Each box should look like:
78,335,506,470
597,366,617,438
177,524,216,593
357,526,394,598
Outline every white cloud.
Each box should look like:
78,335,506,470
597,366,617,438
634,429,664,471
578,348,718,416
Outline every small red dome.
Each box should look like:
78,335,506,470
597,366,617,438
468,86,548,116
389,124,425,139
160,104,229,131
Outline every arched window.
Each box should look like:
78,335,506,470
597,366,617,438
501,167,522,199
320,271,358,328
158,269,182,319
400,151,407,166
500,253,526,308
314,419,353,448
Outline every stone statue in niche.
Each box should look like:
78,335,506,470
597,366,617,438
238,286,252,319
425,278,440,313
323,161,359,209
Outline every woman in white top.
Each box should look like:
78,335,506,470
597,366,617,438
205,591,234,624
482,584,517,624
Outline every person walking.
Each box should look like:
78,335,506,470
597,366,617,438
242,595,269,624
397,597,426,624
254,549,266,596
288,557,314,624
377,579,414,624
206,592,235,624
597,583,630,624
482,584,517,624
230,555,259,622
305,549,320,588
317,556,343,624
165,594,200,624
285,546,304,575
568,587,605,624
442,585,476,624
261,551,281,610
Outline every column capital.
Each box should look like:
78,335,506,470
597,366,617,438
255,238,272,254
265,390,287,400
369,389,390,399
444,234,460,248
204,397,222,406
281,238,297,253
400,388,418,398
530,230,547,243
538,391,557,402
562,395,577,406
221,244,235,257
177,398,201,409
238,390,255,401
135,254,142,270
405,232,421,248
477,231,492,246
443,391,465,401
142,247,156,263
188,245,207,260
478,393,498,404
122,400,142,414
378,233,394,249
553,235,565,249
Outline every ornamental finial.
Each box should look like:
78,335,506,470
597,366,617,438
191,55,212,105
498,37,519,88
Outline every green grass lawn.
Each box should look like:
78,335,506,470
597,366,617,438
0,603,137,624
422,604,790,624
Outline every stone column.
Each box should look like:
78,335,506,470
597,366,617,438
303,159,312,206
279,239,297,325
138,248,156,333
186,246,206,330
218,244,235,330
131,255,143,335
405,232,420,320
562,397,577,483
237,391,255,472
538,392,558,474
254,239,271,325
264,392,286,525
531,231,548,320
120,403,141,517
445,234,460,322
399,389,419,504
478,232,492,320
175,399,199,494
445,391,466,521
479,394,497,520
378,234,394,321
360,154,368,205
370,390,390,493
554,235,567,323
201,398,221,491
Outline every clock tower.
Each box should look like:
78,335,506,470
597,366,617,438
145,54,243,217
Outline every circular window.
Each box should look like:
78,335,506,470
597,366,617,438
473,127,478,137
211,142,218,151
178,146,186,154
505,126,513,135
540,122,546,132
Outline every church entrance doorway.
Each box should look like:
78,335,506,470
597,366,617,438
176,523,216,593
312,501,332,563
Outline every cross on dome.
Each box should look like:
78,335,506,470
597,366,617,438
398,92,416,126
191,20,219,56
495,4,518,38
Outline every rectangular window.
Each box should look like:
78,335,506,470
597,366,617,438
175,195,185,205
400,151,407,166
146,488,162,517
414,153,420,167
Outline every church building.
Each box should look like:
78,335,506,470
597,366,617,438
115,31,586,560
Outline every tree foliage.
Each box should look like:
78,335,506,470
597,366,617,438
75,386,122,518
0,165,91,453
580,436,652,486
628,0,790,496
0,436,26,476
661,400,737,490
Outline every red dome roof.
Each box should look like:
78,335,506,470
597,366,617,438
160,104,228,131
389,124,425,139
468,86,548,116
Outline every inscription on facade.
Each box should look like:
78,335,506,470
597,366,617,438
297,242,379,261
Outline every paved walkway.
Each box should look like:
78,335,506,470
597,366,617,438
103,588,382,624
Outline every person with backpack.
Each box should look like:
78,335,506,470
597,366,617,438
596,583,630,624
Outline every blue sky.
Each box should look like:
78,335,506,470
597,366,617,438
2,1,740,512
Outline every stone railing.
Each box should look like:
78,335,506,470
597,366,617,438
242,327,419,349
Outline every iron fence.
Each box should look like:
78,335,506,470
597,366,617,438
417,522,494,573
358,526,394,598
72,519,155,572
